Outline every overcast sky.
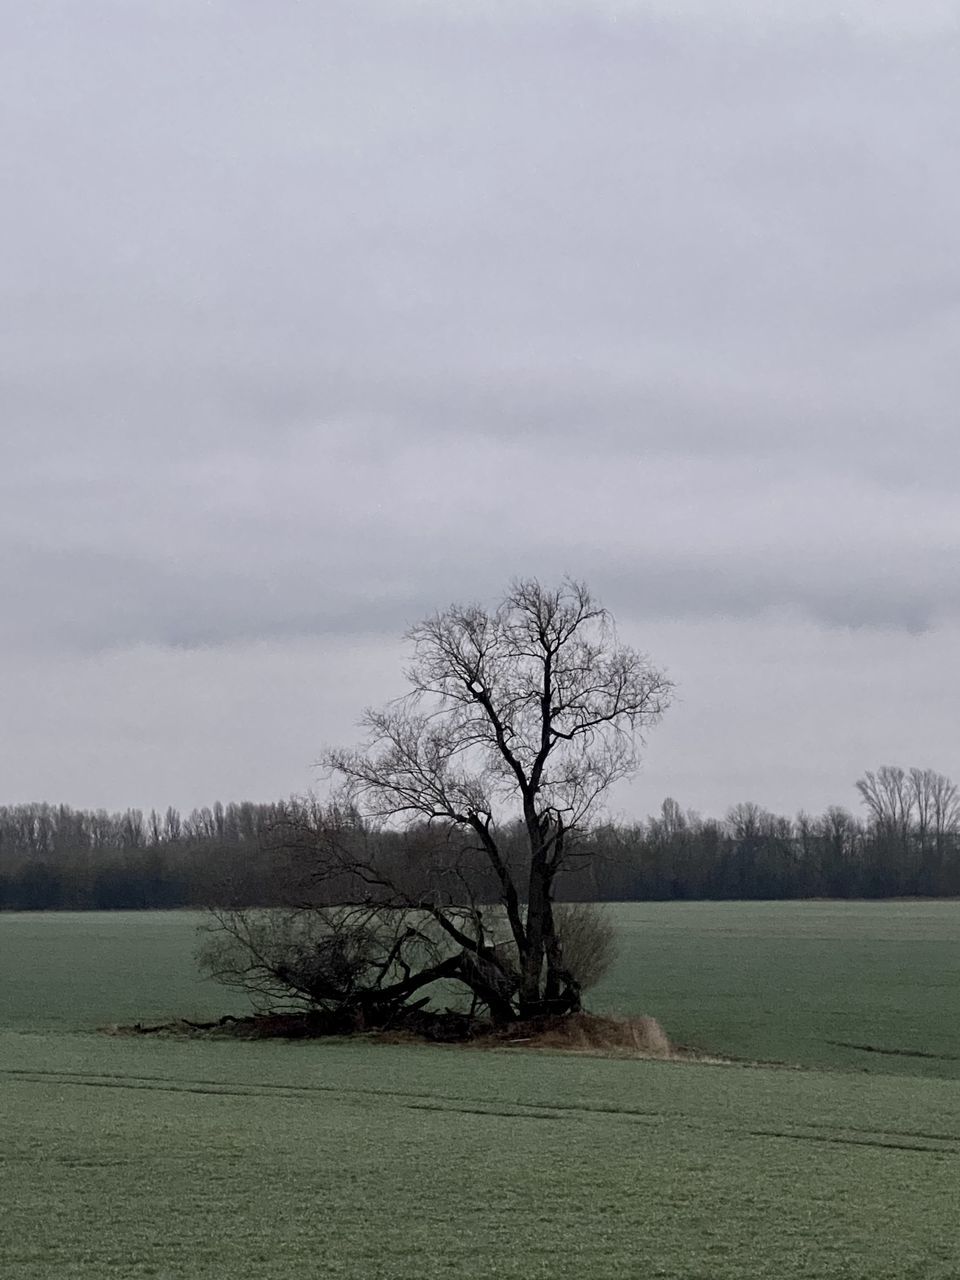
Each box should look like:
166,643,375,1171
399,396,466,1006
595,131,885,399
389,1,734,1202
3,0,959,822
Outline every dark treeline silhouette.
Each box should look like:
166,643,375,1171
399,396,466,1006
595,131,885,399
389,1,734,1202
2,766,958,910
0,800,285,911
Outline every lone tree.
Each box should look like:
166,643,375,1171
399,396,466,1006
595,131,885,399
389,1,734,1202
200,578,672,1029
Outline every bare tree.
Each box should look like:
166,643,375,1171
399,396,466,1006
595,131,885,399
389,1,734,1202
814,805,861,894
855,764,960,893
551,902,618,992
196,901,476,1030
203,578,670,1027
323,577,672,1020
856,766,912,840
908,767,960,891
929,771,960,853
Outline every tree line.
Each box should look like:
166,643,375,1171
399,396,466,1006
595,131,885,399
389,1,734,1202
2,765,957,911
0,800,284,910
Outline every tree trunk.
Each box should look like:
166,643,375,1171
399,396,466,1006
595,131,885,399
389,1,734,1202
518,841,547,1016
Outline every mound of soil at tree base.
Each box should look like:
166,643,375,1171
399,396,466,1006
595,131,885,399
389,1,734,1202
106,1009,674,1058
480,1012,673,1058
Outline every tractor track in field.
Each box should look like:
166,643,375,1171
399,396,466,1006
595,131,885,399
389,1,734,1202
826,1040,960,1062
0,1065,675,1123
8,1067,960,1159
749,1129,960,1156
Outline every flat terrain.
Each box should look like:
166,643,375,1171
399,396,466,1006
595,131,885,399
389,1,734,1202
3,903,960,1277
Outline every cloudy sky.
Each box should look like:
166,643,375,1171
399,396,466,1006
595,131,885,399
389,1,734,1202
3,0,959,822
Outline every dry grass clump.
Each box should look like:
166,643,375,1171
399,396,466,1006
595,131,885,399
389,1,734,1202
486,1011,673,1059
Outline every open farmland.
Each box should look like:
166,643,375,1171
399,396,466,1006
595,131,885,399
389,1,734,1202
3,903,960,1278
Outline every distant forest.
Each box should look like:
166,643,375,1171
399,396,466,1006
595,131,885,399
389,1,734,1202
2,766,958,910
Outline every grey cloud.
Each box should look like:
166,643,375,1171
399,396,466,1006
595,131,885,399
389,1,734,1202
4,514,957,658
0,545,432,654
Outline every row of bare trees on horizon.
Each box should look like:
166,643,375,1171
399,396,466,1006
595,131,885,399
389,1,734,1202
1,766,958,911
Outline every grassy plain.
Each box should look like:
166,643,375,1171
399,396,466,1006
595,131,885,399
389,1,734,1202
3,903,960,1277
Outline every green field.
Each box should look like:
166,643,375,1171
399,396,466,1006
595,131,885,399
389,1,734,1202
3,903,960,1277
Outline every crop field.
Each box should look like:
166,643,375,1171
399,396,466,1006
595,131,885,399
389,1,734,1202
3,903,960,1278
